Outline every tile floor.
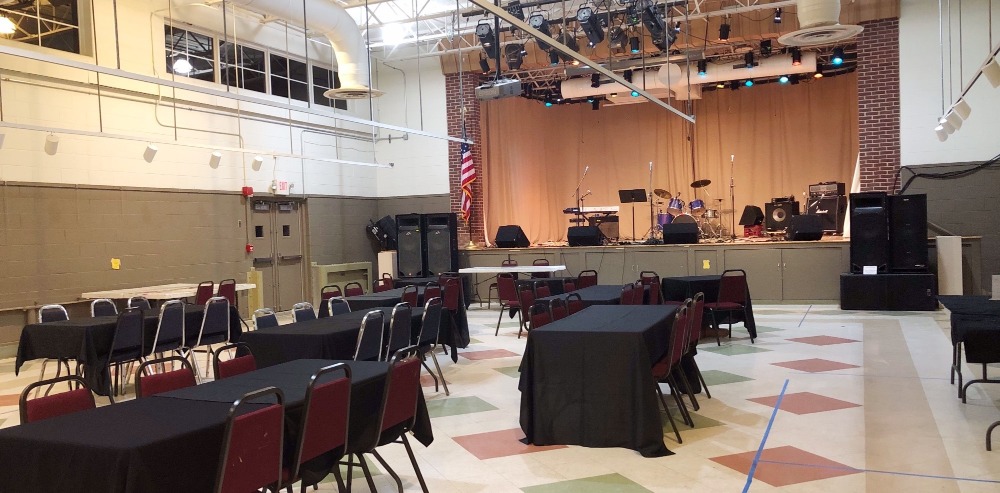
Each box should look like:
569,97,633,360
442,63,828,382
2,304,1000,491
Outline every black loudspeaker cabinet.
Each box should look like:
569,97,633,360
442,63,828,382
423,213,458,276
890,194,929,271
806,195,847,234
495,225,530,248
849,192,890,273
567,226,605,246
840,273,937,311
739,205,765,226
661,222,699,244
396,214,424,278
765,201,799,231
785,214,824,241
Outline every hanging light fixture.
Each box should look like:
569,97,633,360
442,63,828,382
0,16,16,35
577,6,605,47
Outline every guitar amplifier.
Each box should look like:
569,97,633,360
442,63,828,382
588,215,619,240
809,182,846,196
806,195,847,234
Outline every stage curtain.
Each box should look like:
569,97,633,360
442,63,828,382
480,73,858,244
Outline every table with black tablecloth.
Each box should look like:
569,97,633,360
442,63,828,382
519,305,676,457
662,275,757,339
0,359,431,493
241,308,423,367
394,276,438,287
937,296,1000,396
345,286,470,359
15,305,242,393
535,284,623,308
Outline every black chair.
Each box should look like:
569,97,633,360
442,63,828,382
328,297,352,317
35,304,73,396
292,302,316,322
354,310,384,362
253,308,279,330
91,298,118,317
401,285,419,308
417,297,447,395
187,297,231,382
104,308,145,403
127,296,151,310
148,299,186,361
385,303,412,362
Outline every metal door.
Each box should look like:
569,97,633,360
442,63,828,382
250,200,306,310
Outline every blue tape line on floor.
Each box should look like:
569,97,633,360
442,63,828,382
743,379,789,493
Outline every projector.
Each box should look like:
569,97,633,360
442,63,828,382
475,78,522,101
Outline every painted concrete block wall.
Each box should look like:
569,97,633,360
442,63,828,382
900,0,1000,165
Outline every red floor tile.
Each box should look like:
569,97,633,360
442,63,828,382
771,358,860,373
749,391,861,415
419,374,449,387
787,335,860,346
0,394,19,407
459,349,520,360
452,428,566,460
711,445,860,487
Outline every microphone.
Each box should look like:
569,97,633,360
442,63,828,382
730,154,735,163
649,161,653,171
583,165,590,176
582,189,593,198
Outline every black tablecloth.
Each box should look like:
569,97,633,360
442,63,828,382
938,296,1000,363
394,276,438,287
345,287,470,360
241,308,423,367
662,275,757,339
15,305,242,393
516,277,575,296
536,284,624,308
519,305,676,457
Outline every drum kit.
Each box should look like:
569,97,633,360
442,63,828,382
652,179,725,239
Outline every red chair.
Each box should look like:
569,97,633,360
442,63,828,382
534,281,552,299
19,375,95,424
704,269,753,345
359,346,429,493
516,286,536,338
194,281,214,305
401,285,419,307
650,303,693,443
528,302,552,331
639,271,662,305
284,364,351,492
685,292,712,400
563,279,577,293
214,387,284,493
550,298,568,321
217,279,237,306
321,285,343,300
565,293,585,315
531,258,551,279
487,259,518,308
423,281,442,301
136,356,197,398
440,277,462,345
621,283,642,305
577,269,598,289
495,273,521,336
373,277,394,293
344,282,365,297
213,343,257,380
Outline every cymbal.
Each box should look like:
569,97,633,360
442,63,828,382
691,179,712,189
653,189,672,199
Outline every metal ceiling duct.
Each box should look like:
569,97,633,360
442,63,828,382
778,0,863,47
227,0,382,99
560,65,681,99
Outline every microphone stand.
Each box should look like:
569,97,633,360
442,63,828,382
575,166,589,213
730,154,737,241
647,161,655,241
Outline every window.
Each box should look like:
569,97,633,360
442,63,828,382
270,54,309,102
1,0,81,53
312,67,348,110
220,41,266,93
165,26,215,82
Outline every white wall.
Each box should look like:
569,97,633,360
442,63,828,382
900,0,1000,165
0,0,394,197
371,51,450,197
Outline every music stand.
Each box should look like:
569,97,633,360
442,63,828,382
618,189,647,240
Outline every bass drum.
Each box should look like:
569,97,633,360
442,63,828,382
672,214,697,225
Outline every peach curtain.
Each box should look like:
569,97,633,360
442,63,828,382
480,74,858,244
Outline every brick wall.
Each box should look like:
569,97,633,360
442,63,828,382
857,18,901,192
445,72,486,245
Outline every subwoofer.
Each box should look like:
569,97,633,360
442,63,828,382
495,225,530,248
889,194,928,271
849,192,889,273
423,213,458,275
567,226,604,246
785,214,824,241
765,201,799,232
396,214,424,277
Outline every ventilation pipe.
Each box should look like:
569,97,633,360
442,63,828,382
227,0,382,98
778,0,863,47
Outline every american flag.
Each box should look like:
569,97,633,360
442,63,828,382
460,142,476,222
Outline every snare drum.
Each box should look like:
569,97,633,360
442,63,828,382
704,209,720,219
667,198,685,215
689,199,705,216
672,214,697,224
657,212,674,227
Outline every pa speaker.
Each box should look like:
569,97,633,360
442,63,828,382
396,214,424,277
889,194,928,271
495,225,530,248
375,215,397,247
662,222,699,244
785,214,824,241
423,213,458,275
765,201,799,231
806,195,846,234
849,192,889,273
567,226,604,246
739,205,765,226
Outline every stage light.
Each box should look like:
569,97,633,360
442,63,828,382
697,60,708,76
716,82,725,89
476,21,497,58
171,57,193,75
779,75,789,84
814,72,824,78
935,124,948,141
505,44,526,70
549,51,560,66
591,99,600,110
954,98,972,119
773,8,782,23
0,15,15,35
209,151,223,168
544,99,553,107
790,74,800,85
631,90,639,97
719,21,731,41
44,133,59,155
730,80,740,90
832,47,844,65
744,79,754,87
143,143,158,162
587,97,595,103
623,70,633,83
642,4,668,50
945,110,963,130
479,54,491,74
674,21,681,33
760,40,772,57
629,36,640,53
591,73,601,88
558,29,579,57
744,51,755,69
791,48,802,66
984,56,1000,87
577,6,604,47
625,3,641,25
609,27,626,50
528,11,552,51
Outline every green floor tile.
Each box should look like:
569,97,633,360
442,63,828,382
699,370,754,386
753,325,784,333
522,474,653,493
426,396,498,418
337,456,381,479
700,344,772,356
659,409,724,431
494,366,521,378
468,337,483,345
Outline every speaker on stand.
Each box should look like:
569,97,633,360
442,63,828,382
423,213,459,275
889,194,929,271
396,214,424,278
848,192,890,273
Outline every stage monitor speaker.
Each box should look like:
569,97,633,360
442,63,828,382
495,225,530,248
785,214,824,241
849,192,889,273
662,222,699,244
423,213,458,275
739,205,765,226
567,226,604,246
588,215,620,240
890,194,929,271
375,215,397,247
765,201,799,231
806,195,846,234
396,214,424,277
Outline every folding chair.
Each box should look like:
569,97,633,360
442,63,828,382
285,364,351,492
253,308,279,330
213,342,257,380
213,387,284,493
417,297,448,395
91,298,118,317
292,302,316,322
704,269,753,345
354,311,384,362
19,375,95,424
136,356,196,397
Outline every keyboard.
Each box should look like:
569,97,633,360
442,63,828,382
562,206,620,215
